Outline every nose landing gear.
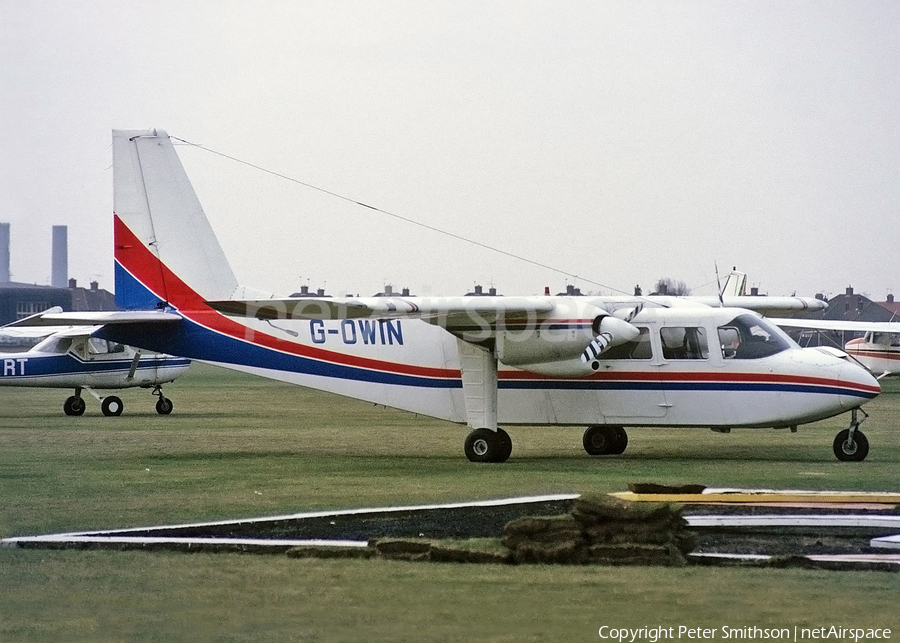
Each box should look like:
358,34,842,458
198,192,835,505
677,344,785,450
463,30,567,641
833,408,869,462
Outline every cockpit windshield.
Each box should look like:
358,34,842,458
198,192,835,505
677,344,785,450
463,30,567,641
717,314,794,360
32,335,74,354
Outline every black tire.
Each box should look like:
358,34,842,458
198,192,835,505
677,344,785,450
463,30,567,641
610,427,628,455
64,396,86,416
833,428,869,462
464,428,510,463
156,397,174,415
101,396,124,417
495,428,512,463
583,425,623,456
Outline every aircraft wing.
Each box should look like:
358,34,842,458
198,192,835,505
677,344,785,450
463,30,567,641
770,318,900,333
206,296,556,326
685,296,827,316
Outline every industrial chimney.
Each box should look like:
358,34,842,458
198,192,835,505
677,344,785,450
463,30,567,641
0,222,9,283
51,225,68,288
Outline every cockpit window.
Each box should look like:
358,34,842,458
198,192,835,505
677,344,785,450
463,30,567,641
718,314,792,359
87,337,111,355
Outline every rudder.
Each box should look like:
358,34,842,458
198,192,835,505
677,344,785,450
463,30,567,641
113,129,239,310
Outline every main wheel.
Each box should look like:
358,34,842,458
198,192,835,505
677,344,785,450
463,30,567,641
464,428,511,463
63,396,86,416
495,428,512,462
101,396,124,417
156,397,174,415
583,425,625,455
833,428,869,462
610,427,628,455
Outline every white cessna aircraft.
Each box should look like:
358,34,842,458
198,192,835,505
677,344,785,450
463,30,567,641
23,129,881,461
0,310,189,416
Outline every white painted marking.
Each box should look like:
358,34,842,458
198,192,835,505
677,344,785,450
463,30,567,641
2,536,366,548
690,552,900,565
871,535,900,550
687,515,900,529
0,494,579,548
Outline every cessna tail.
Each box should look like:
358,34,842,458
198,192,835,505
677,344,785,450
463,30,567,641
92,129,881,462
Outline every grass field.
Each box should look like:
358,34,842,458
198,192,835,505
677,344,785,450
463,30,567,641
2,363,899,642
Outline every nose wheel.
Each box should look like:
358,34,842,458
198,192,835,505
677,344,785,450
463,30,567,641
833,408,869,461
152,385,173,415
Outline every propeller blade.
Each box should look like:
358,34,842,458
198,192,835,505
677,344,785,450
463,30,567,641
612,303,643,322
581,332,614,362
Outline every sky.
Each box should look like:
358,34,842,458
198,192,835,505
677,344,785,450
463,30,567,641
1,1,898,301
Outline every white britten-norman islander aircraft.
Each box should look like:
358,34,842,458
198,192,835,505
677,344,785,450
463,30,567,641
0,311,189,416
25,129,882,460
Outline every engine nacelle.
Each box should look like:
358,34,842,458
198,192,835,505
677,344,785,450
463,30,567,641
494,300,639,372
513,356,603,378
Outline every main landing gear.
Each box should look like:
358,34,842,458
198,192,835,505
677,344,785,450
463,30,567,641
464,428,512,463
833,408,869,462
583,425,628,456
61,385,174,416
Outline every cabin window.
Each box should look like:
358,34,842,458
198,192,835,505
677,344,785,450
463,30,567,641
660,326,709,359
717,314,791,359
596,327,653,360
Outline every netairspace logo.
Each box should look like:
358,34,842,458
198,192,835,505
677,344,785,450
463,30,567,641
598,627,892,642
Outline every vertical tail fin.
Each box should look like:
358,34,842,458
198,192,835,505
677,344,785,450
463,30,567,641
113,129,239,310
719,268,747,298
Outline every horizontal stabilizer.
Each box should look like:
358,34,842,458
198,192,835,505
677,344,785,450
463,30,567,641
9,310,183,327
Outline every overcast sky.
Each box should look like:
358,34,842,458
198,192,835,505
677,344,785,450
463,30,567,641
2,1,898,301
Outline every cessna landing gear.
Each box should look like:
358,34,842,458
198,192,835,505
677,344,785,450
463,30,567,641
464,428,512,463
101,395,124,417
152,385,173,415
59,385,175,416
63,390,86,416
583,425,628,456
833,408,869,462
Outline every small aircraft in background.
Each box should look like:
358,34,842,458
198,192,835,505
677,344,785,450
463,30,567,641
0,309,190,416
16,129,880,462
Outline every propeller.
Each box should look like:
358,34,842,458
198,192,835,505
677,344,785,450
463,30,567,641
580,313,642,363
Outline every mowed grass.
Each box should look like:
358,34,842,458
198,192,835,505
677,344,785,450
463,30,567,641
1,363,899,641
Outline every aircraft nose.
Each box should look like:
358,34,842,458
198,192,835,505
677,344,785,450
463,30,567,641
838,361,880,409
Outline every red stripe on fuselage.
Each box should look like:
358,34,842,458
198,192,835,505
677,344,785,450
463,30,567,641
114,214,458,379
